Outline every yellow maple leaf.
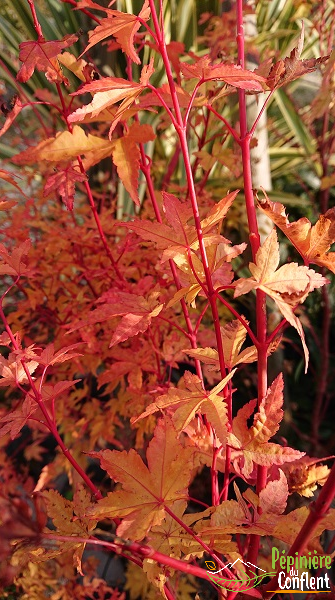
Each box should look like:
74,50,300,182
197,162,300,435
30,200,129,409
234,229,328,370
12,125,115,170
257,189,335,274
131,370,235,444
87,417,195,540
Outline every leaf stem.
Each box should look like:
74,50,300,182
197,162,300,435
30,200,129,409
236,0,268,565
206,105,241,143
27,0,44,41
55,83,124,282
0,302,102,500
44,532,236,584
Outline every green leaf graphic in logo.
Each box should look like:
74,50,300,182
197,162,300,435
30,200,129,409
208,570,276,592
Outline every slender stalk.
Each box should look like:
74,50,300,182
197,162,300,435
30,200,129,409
60,0,101,24
45,533,239,584
164,505,226,569
148,0,231,504
236,0,268,565
0,303,102,500
27,0,44,40
138,134,203,381
206,105,241,143
55,83,125,282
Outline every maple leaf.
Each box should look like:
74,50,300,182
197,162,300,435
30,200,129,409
17,33,78,83
0,379,80,440
257,190,335,274
37,342,84,366
111,122,156,205
180,56,266,91
0,239,32,277
167,250,237,308
234,229,328,369
69,60,154,136
43,162,87,211
0,395,34,440
185,319,280,371
131,370,235,443
228,375,304,478
122,190,237,262
42,487,95,573
199,472,289,541
78,0,150,65
272,506,335,547
12,125,115,170
57,51,91,83
87,418,195,540
68,290,163,347
265,25,329,90
283,457,331,498
200,484,335,547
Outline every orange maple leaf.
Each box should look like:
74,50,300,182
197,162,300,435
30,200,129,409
17,34,78,83
87,418,195,540
199,472,289,541
111,122,155,205
68,290,163,347
69,60,154,136
257,189,335,274
185,319,280,371
0,240,32,277
123,190,237,262
264,25,329,90
131,370,235,443
234,229,328,369
180,56,266,91
77,0,150,65
42,487,95,574
12,125,115,170
43,162,87,211
228,375,304,478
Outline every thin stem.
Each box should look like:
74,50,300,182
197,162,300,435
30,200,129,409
206,105,241,143
27,0,44,40
236,0,268,567
248,90,275,138
137,121,204,381
0,303,102,500
44,533,236,584
147,84,177,126
60,0,101,24
215,292,259,347
164,505,226,570
148,1,230,510
55,83,124,282
184,82,202,126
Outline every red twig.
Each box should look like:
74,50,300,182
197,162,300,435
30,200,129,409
27,0,44,40
236,0,268,565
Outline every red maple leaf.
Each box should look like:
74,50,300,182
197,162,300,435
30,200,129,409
77,0,150,65
17,33,78,83
43,162,87,211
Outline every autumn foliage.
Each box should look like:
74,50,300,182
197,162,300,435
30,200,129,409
1,1,335,599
